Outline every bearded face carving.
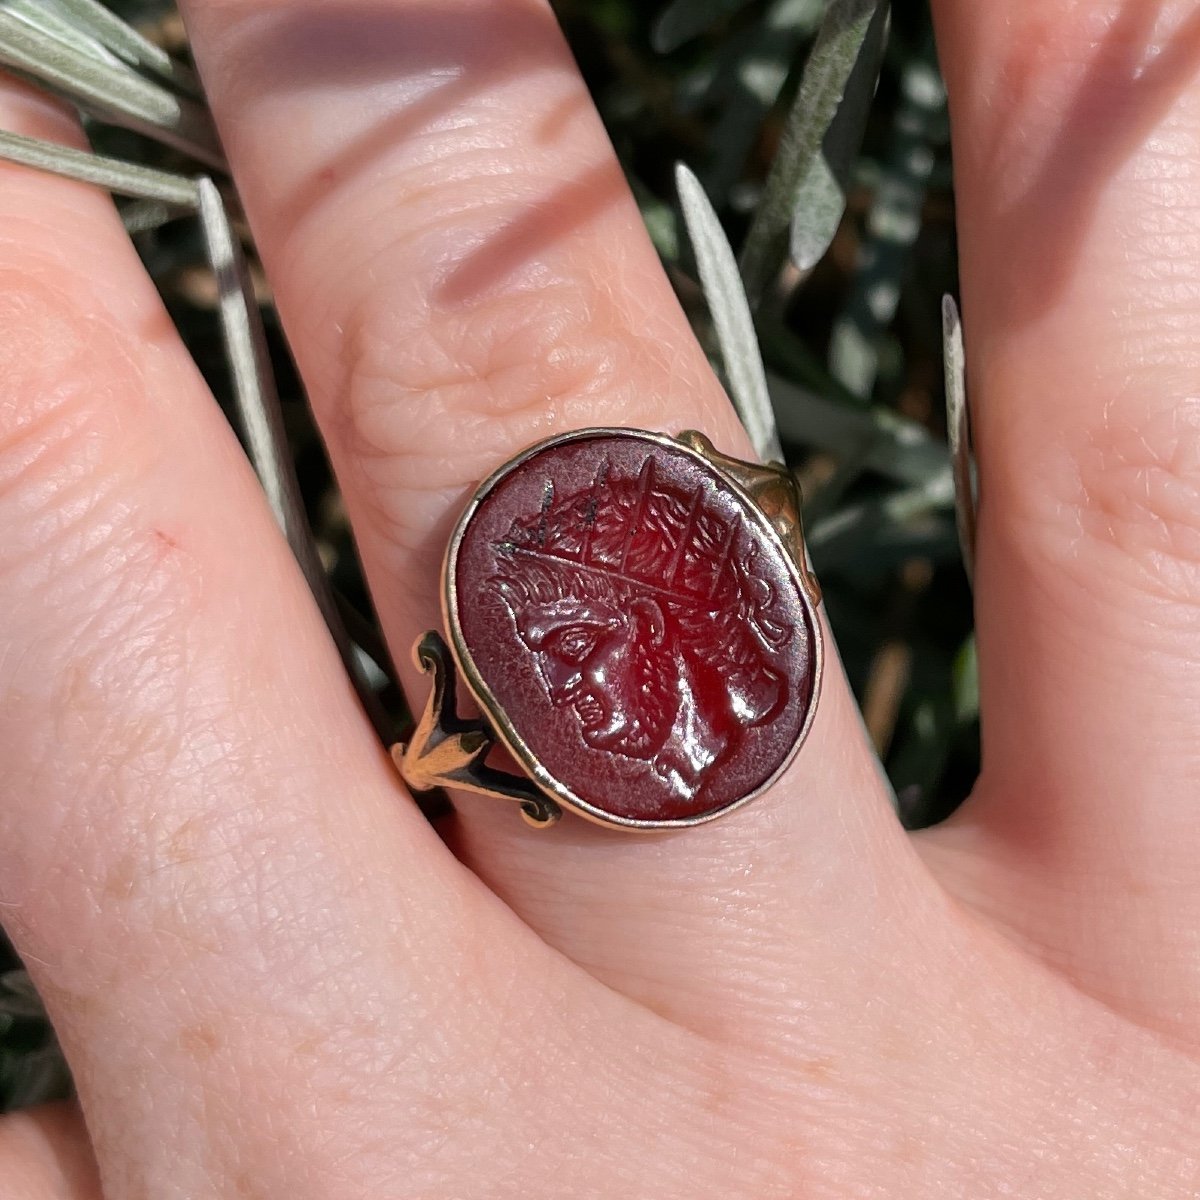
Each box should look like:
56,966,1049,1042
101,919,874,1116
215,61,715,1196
513,593,676,759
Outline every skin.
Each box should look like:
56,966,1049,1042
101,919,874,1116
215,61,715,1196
0,0,1199,1195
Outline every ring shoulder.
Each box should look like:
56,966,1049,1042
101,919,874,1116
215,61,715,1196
392,631,562,828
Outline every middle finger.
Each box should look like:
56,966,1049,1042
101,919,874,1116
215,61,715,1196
183,0,921,1029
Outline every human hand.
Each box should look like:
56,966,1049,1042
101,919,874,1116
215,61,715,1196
1,2,1199,1196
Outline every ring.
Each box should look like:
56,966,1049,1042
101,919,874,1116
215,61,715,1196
392,428,824,830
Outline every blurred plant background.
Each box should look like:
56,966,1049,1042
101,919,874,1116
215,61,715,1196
0,0,977,1110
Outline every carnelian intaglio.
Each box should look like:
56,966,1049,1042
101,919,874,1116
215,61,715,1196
446,430,819,826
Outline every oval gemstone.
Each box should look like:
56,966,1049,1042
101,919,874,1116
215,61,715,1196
446,430,819,827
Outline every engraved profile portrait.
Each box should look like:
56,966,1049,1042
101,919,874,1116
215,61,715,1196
488,457,795,805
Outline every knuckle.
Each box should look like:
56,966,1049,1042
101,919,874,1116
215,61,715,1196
0,271,99,484
1080,402,1200,604
337,269,720,546
294,156,719,555
0,266,139,524
0,266,158,569
349,255,633,425
1026,399,1200,614
0,266,203,747
335,265,645,543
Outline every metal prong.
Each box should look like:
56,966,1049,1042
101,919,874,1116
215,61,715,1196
395,632,561,826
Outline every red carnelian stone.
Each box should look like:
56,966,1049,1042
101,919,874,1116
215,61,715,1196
449,431,817,825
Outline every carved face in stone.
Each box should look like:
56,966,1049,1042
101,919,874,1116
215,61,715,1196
514,592,677,760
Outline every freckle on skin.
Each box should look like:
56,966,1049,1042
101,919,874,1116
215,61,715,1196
801,1056,837,1083
291,1033,324,1059
179,1023,221,1062
104,851,138,901
166,817,200,866
235,1169,265,1199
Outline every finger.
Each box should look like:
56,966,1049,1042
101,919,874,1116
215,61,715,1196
180,0,919,1027
0,79,565,1195
923,0,1200,1033
0,1104,101,1200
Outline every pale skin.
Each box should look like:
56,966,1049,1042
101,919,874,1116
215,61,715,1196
1,0,1199,1195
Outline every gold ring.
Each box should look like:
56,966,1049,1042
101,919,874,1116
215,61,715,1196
392,428,823,830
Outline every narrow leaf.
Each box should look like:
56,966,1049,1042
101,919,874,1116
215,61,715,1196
789,156,846,271
196,179,296,533
942,294,975,583
120,197,182,234
808,473,955,564
769,372,948,487
46,0,201,96
195,180,392,741
740,0,880,304
4,0,122,64
692,0,827,202
0,11,222,167
0,128,199,207
790,0,889,270
676,162,782,463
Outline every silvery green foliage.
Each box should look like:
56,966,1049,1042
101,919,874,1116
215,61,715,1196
0,126,199,204
942,295,975,583
676,163,783,463
671,0,827,201
789,0,889,272
42,0,200,92
0,1,219,164
739,0,884,305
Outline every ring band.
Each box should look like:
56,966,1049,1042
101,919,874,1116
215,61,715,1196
392,428,823,830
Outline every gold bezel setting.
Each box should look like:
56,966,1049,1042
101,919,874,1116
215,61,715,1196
394,428,824,831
